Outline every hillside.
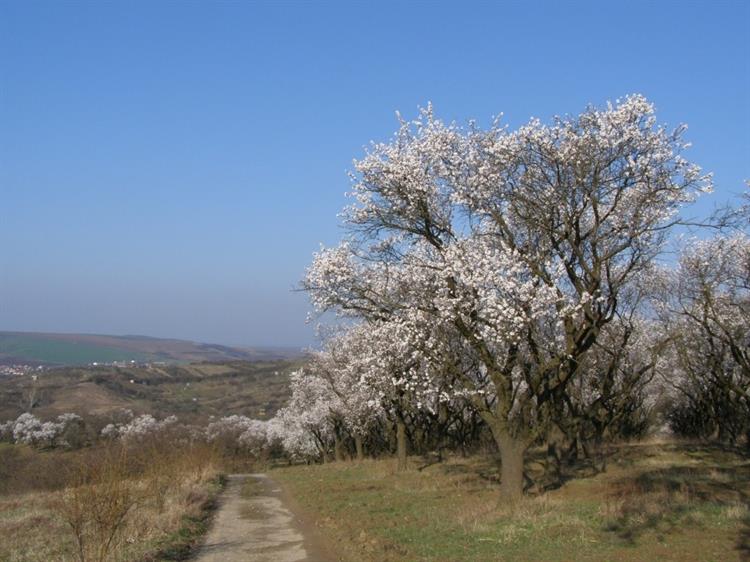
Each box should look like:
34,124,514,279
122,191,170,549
0,331,302,366
0,360,298,423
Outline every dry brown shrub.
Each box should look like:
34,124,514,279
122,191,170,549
47,436,221,562
52,446,136,562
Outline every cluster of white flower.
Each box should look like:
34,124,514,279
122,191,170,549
0,412,83,448
98,412,275,454
268,408,320,460
101,413,177,442
206,415,270,455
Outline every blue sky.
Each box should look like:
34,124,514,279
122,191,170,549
1,1,748,347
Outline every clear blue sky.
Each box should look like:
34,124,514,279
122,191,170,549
1,1,748,348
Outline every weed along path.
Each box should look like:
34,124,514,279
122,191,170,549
194,473,331,562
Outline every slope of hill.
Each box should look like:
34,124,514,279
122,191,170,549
0,360,298,422
0,331,302,366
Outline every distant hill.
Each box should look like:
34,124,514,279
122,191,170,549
0,360,298,422
0,331,302,366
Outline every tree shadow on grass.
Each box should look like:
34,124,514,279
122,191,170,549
545,441,750,493
427,455,502,488
601,460,750,550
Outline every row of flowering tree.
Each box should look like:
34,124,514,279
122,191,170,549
290,95,749,501
659,233,750,443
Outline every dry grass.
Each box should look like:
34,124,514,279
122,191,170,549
54,447,137,562
0,441,223,562
0,491,71,562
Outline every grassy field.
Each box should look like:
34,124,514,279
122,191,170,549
0,333,156,366
273,441,750,562
0,360,296,422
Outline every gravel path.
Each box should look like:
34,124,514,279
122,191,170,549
193,473,329,562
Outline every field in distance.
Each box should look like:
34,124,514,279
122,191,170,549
0,360,297,423
0,331,302,367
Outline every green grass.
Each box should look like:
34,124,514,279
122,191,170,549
273,442,750,562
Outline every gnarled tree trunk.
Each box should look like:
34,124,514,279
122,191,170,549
355,435,364,461
333,432,343,462
495,431,527,503
396,419,408,471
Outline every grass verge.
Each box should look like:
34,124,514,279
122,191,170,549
272,442,750,562
142,474,226,561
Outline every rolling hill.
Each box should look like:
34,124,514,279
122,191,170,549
0,360,298,422
0,331,302,366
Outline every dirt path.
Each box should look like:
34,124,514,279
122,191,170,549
193,473,331,562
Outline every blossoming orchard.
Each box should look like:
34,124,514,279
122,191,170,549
1,96,747,504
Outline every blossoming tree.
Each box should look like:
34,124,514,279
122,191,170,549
305,95,711,500
662,233,750,445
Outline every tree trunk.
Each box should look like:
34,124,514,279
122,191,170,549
355,435,364,461
563,436,579,466
333,433,343,462
387,421,397,452
414,427,425,455
313,432,329,464
496,434,526,503
717,424,727,444
545,441,561,489
396,420,408,471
